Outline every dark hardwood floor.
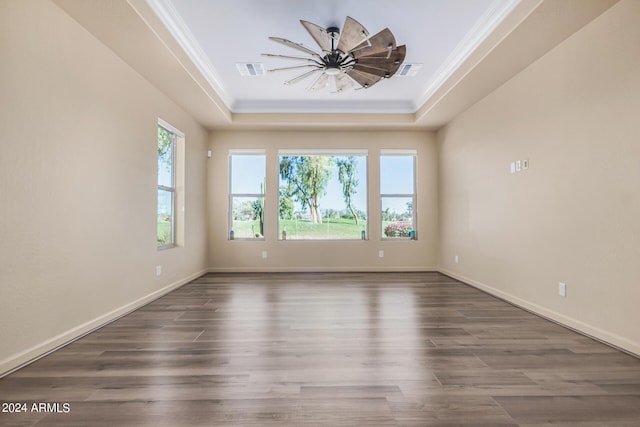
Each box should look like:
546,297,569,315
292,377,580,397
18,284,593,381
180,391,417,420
2,272,640,426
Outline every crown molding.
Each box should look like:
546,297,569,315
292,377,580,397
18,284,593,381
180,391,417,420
412,0,521,110
145,0,234,108
231,99,416,114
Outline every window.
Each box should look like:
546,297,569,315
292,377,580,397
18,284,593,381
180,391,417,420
381,150,416,239
157,119,184,249
229,150,266,239
278,149,367,240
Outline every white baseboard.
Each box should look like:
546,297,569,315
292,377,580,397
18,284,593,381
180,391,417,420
208,266,438,273
439,268,640,358
0,269,207,378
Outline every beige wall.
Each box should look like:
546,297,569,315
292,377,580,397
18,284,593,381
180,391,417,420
208,130,439,272
2,0,637,377
438,0,640,355
0,0,209,375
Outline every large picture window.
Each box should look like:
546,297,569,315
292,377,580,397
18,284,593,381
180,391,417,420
278,149,367,240
157,120,184,249
229,150,266,239
381,150,416,239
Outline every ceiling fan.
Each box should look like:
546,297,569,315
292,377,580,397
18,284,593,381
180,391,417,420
263,16,406,93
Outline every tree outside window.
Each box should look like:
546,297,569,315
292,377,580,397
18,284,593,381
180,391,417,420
278,150,368,240
157,125,176,248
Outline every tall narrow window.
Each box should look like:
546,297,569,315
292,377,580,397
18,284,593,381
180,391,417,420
380,150,416,239
229,150,266,239
157,119,184,249
278,149,368,240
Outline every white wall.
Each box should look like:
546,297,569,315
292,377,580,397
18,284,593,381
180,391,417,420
208,130,439,272
0,0,209,375
438,0,640,355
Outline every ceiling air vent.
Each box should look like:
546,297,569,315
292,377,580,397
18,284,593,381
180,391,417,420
396,63,423,77
236,63,265,76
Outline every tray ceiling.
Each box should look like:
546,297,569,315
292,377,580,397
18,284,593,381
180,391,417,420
147,0,520,114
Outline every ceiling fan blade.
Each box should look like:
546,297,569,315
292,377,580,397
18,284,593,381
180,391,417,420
262,53,321,64
385,45,406,77
352,64,390,78
300,20,331,53
346,68,383,88
268,64,319,73
334,73,355,92
285,69,322,85
268,37,322,58
307,72,329,91
337,16,369,53
356,45,406,63
354,45,407,77
351,28,396,58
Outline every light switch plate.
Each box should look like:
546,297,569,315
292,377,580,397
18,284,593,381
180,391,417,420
559,282,567,297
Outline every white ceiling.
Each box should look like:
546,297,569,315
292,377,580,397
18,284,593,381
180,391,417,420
147,0,520,114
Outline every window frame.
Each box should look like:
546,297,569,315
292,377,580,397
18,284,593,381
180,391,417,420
380,149,417,240
277,149,369,241
157,119,183,250
228,149,266,240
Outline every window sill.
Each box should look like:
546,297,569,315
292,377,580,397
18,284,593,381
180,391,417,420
157,244,177,251
381,238,418,241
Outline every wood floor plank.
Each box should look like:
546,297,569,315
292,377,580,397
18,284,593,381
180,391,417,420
1,272,640,426
388,395,518,426
494,395,640,424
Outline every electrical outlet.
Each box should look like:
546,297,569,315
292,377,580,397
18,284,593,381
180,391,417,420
262,251,267,259
454,255,459,264
523,159,529,170
155,265,162,276
378,250,384,258
559,282,567,297
515,160,522,172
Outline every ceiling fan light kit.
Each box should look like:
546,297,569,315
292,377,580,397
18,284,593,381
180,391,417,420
263,16,406,93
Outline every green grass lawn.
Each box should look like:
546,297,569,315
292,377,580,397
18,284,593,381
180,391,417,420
232,219,263,239
232,217,365,240
280,217,366,240
231,218,414,239
157,217,172,246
